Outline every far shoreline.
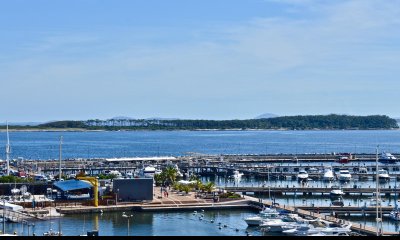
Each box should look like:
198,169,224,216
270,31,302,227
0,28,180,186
0,128,399,132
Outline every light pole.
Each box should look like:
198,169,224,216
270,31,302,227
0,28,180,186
2,198,6,235
122,212,133,236
59,136,63,181
375,145,381,236
116,189,119,206
267,165,271,200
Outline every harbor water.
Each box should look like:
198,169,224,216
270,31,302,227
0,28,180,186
1,130,400,160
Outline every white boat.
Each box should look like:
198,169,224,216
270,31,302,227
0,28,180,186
232,170,244,179
378,169,390,181
261,214,306,233
43,229,62,236
244,207,280,226
379,152,397,164
337,169,352,182
142,165,156,178
390,209,400,221
297,170,309,182
323,168,335,181
330,189,344,197
282,219,352,236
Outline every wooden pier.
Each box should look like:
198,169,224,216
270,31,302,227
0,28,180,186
223,186,400,196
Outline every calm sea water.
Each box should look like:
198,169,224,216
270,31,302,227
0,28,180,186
4,209,260,236
1,130,400,160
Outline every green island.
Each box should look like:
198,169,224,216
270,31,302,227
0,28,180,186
1,114,398,131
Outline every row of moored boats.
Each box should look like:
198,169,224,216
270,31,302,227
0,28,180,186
244,207,352,236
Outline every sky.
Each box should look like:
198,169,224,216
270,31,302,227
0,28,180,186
1,0,400,122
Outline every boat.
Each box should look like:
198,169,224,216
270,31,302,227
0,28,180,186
390,210,400,221
378,169,390,181
357,167,368,179
337,169,352,182
260,214,306,233
232,170,244,179
308,168,319,174
330,188,344,198
379,152,397,164
143,165,156,178
331,197,344,207
43,229,62,236
335,153,355,164
244,207,280,226
282,219,352,236
323,167,335,181
297,170,309,182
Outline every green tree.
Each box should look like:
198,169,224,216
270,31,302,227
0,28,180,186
202,182,215,193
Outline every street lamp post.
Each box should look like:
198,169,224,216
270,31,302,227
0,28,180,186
267,165,271,200
2,198,6,235
122,212,133,236
116,189,119,206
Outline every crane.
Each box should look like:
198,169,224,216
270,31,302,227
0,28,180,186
76,177,99,207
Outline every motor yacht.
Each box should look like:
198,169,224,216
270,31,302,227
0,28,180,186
260,214,306,233
330,189,344,198
282,219,352,236
379,152,397,164
378,169,390,181
244,207,280,226
297,170,309,182
337,169,352,182
323,167,335,181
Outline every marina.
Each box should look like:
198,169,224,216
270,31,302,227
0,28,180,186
1,130,400,236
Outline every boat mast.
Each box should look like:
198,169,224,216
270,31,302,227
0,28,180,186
5,121,10,176
59,136,63,181
376,145,381,236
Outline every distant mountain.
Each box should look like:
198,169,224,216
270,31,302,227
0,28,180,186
0,122,43,126
109,116,135,120
146,117,180,120
254,113,279,119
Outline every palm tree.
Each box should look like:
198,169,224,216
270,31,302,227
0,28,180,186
153,173,164,186
202,182,216,193
163,166,178,185
190,180,203,191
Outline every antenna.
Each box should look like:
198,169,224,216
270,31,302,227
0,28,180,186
6,121,11,176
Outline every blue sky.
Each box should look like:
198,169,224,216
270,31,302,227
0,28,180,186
1,0,400,121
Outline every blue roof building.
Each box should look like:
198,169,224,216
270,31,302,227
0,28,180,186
53,179,93,200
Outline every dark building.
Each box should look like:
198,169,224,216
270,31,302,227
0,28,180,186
113,178,153,202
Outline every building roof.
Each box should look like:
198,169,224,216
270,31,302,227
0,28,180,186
54,180,92,192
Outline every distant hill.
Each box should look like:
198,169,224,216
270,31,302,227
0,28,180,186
255,113,280,119
3,114,398,130
145,117,180,120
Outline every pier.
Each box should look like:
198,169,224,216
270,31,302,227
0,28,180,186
223,186,400,196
